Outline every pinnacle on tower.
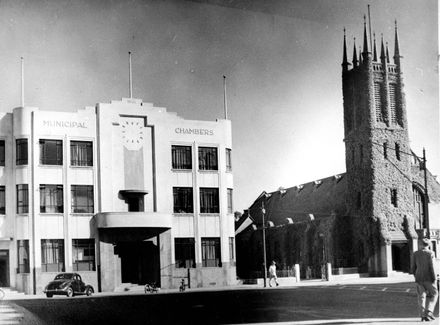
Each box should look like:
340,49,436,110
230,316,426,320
352,37,358,67
373,33,377,61
380,34,386,61
393,20,401,65
362,15,369,53
342,27,350,71
386,42,390,63
359,46,363,65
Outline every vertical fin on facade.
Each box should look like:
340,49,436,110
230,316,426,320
393,20,401,66
352,37,358,67
342,28,350,71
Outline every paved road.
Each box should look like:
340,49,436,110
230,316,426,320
5,282,439,325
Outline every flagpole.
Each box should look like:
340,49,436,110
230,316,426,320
129,52,133,98
223,75,228,119
21,57,24,107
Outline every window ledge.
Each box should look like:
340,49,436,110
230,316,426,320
173,213,194,216
39,213,64,216
38,165,63,168
71,213,94,217
171,169,192,173
200,213,220,216
70,165,94,169
16,214,29,217
198,170,219,174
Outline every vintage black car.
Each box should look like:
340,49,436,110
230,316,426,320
44,273,94,298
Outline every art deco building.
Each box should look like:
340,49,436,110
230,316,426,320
0,97,235,294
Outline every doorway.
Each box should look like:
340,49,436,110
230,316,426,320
116,241,159,285
391,242,410,272
0,250,9,287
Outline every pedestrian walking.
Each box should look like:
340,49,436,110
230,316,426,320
268,261,279,287
411,238,438,322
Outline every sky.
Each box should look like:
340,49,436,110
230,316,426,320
0,0,437,213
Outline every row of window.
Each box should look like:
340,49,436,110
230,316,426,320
351,142,402,165
1,139,94,167
0,142,232,172
174,187,233,214
10,185,93,214
17,237,234,273
18,239,95,273
172,146,232,171
175,237,234,268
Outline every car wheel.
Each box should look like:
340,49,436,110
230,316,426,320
46,293,53,298
66,287,74,297
85,287,93,296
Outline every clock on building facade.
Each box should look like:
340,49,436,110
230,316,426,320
121,118,144,150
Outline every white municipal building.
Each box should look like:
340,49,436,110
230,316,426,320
0,97,235,294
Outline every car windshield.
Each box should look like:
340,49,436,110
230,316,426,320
54,274,74,280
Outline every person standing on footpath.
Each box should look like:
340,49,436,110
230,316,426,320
411,238,438,322
268,261,279,287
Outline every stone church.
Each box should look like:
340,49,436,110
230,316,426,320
235,18,440,279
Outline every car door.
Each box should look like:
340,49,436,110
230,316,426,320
73,275,81,293
77,274,86,293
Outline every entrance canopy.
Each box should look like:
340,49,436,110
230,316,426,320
92,212,172,243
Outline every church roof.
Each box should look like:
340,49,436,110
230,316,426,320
247,174,348,228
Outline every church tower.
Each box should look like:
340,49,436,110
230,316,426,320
342,18,418,276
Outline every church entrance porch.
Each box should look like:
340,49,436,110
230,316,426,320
391,242,410,273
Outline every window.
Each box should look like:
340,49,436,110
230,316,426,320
0,186,4,215
39,139,63,165
200,188,219,213
71,185,94,213
391,189,398,207
227,188,233,214
41,239,64,272
16,184,28,214
16,139,28,165
0,140,4,166
172,145,192,170
374,82,383,122
389,83,397,124
229,237,235,261
395,143,401,161
198,147,218,171
72,239,95,271
356,192,361,210
173,187,193,213
17,240,30,273
413,187,426,229
201,237,221,267
71,141,93,166
40,185,63,213
383,143,388,159
226,148,232,171
174,238,195,268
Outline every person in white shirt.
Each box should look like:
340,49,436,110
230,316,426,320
268,260,279,287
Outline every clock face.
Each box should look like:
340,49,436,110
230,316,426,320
121,119,144,150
